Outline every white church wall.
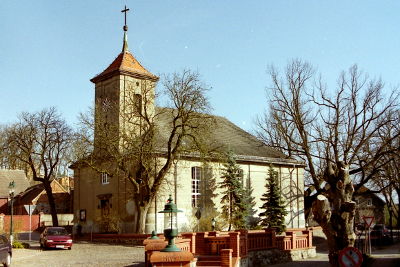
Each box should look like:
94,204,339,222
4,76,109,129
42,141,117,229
145,158,306,234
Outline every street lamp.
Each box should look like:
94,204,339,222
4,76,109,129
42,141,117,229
159,195,182,252
8,180,15,244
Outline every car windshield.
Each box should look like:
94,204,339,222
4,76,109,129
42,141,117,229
47,228,68,235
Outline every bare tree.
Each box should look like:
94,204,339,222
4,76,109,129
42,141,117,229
371,111,400,230
75,69,214,233
4,107,73,226
256,59,399,265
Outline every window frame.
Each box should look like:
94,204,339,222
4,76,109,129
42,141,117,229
101,172,109,185
191,166,202,208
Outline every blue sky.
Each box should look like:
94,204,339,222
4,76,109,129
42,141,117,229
1,0,399,132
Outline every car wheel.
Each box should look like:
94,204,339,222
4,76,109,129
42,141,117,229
3,253,11,267
68,247,72,250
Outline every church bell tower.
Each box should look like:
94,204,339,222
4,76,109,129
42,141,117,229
90,6,159,151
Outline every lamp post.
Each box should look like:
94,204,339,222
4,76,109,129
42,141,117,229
159,195,182,252
8,180,15,244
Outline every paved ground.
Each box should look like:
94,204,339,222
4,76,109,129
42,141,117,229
12,242,145,267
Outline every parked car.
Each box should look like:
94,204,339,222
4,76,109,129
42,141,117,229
370,224,390,244
40,227,73,250
0,234,12,267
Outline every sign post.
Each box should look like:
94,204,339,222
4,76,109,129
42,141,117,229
24,205,36,241
362,216,375,255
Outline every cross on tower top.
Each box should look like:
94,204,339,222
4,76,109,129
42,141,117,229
121,5,130,31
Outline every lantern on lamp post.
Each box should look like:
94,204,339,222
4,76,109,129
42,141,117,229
159,195,182,252
8,180,15,244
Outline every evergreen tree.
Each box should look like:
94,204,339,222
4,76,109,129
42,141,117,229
219,151,247,230
243,179,259,229
259,166,288,234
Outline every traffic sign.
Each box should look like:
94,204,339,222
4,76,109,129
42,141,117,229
362,216,374,228
339,247,363,267
24,205,36,215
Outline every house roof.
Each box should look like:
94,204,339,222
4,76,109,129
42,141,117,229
0,169,30,198
356,185,386,206
14,184,44,204
14,179,69,205
91,51,159,83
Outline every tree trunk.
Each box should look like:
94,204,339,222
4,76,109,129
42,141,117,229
43,181,59,227
312,162,356,266
228,192,233,231
132,199,150,234
396,189,400,229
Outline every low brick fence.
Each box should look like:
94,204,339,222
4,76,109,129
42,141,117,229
142,228,315,267
0,214,40,232
71,228,315,266
0,213,74,233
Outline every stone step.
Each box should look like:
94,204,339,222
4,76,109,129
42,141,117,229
196,261,221,267
196,255,221,261
196,255,222,266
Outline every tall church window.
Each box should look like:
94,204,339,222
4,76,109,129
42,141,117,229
192,167,202,208
101,172,109,185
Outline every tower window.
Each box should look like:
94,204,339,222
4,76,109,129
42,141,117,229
134,94,142,115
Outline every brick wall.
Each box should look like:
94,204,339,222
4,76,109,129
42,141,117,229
0,214,41,232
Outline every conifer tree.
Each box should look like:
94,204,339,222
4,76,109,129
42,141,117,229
259,166,288,233
243,179,259,229
219,151,247,230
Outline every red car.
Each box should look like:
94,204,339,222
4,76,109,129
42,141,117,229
40,227,73,250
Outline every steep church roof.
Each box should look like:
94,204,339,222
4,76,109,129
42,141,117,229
155,108,300,165
91,26,158,83
91,51,159,83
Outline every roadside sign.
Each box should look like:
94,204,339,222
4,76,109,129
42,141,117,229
23,205,36,241
24,205,36,215
362,216,374,228
339,247,363,267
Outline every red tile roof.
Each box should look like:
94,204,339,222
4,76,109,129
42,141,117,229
91,51,159,83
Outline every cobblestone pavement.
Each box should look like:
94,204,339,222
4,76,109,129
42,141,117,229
12,242,145,267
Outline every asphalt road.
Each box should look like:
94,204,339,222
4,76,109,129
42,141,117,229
12,242,145,267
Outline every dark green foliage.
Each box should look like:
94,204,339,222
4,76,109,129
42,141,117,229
259,166,288,234
243,179,259,229
219,151,248,230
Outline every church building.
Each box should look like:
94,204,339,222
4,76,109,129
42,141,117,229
71,8,306,234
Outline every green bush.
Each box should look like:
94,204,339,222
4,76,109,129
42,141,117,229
12,241,24,248
12,241,30,249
